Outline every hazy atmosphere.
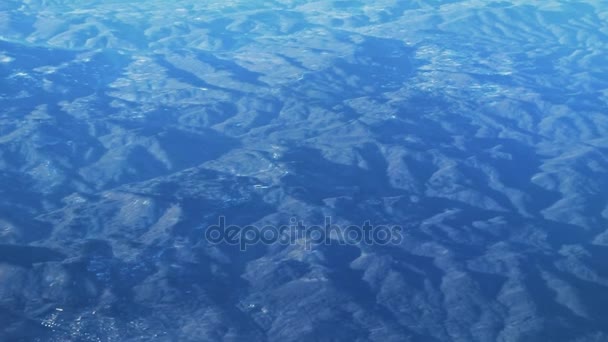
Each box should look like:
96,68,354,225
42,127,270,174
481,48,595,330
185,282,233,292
1,1,608,341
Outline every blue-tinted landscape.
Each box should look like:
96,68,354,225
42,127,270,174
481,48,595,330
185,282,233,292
1,1,608,341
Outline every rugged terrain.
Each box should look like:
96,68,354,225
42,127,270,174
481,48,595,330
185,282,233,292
1,1,608,341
